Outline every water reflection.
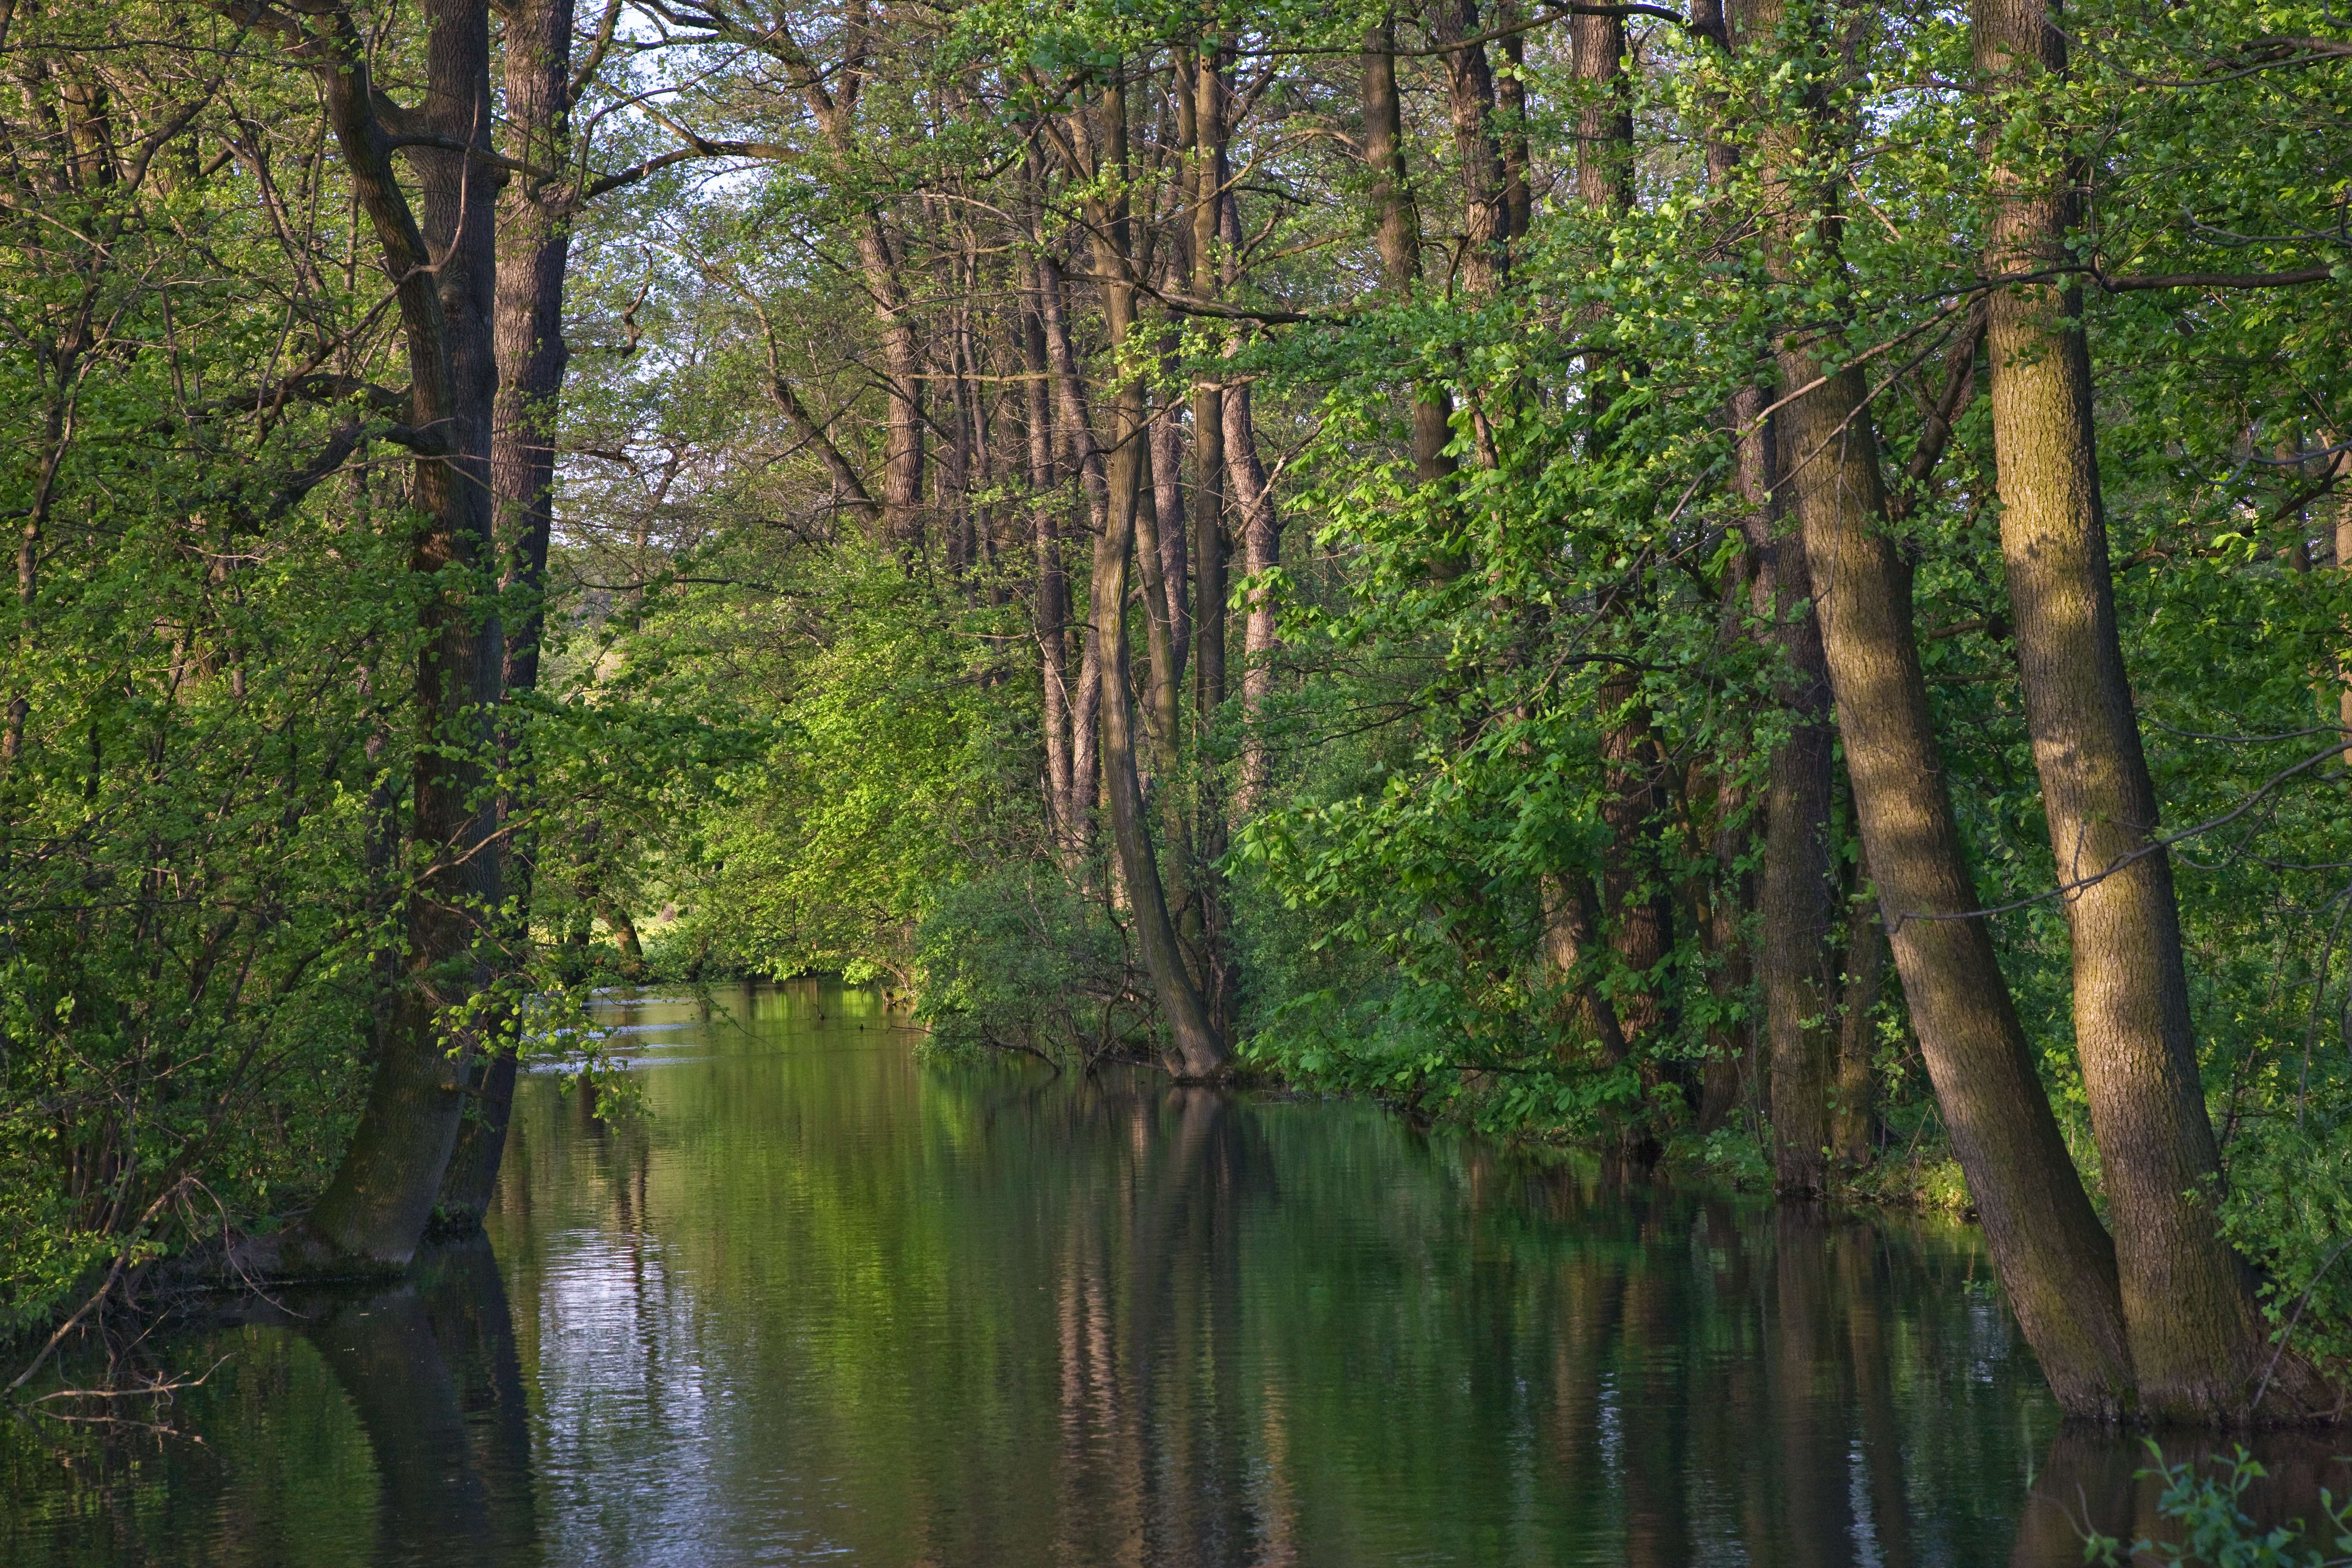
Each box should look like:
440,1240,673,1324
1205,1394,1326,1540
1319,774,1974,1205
2,1237,536,1568
6,979,2347,1566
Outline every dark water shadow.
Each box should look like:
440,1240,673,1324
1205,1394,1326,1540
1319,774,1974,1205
2,1237,539,1568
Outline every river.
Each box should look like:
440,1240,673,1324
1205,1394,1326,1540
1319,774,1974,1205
5,979,2344,1565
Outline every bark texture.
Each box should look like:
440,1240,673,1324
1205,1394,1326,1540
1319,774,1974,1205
439,0,576,1230
295,0,503,1269
1742,0,2137,1415
1973,0,2334,1421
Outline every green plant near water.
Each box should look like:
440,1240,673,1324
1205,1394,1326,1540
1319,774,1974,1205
2085,1447,2352,1567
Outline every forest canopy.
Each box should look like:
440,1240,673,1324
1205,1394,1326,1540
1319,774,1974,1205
0,0,2349,1425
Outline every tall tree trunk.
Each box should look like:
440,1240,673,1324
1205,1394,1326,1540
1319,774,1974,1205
1568,11,1676,1099
1973,0,2332,1421
1224,376,1279,818
1034,240,1105,851
1494,5,1532,242
1218,132,1280,819
1023,302,1075,851
1361,16,1455,482
1689,0,1767,1131
1133,366,1197,941
282,0,504,1271
1083,80,1228,1079
859,214,926,551
1187,44,1236,1035
1746,414,1839,1195
1569,9,1632,214
1429,0,1507,297
1740,0,2136,1417
789,44,923,549
1833,845,1889,1171
438,0,576,1230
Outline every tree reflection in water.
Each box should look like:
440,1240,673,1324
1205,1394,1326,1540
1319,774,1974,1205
6,980,2346,1566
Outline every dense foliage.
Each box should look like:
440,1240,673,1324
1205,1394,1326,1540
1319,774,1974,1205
0,0,2347,1413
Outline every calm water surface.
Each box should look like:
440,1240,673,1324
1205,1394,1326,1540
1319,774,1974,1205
7,980,2347,1566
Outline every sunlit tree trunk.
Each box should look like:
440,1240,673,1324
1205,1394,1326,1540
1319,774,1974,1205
1429,0,1507,297
1740,0,2135,1416
1033,232,1105,852
1973,0,2333,1420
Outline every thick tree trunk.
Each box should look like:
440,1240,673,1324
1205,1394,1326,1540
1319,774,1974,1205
1428,0,1507,297
1973,0,2332,1421
1743,407,1839,1193
1570,10,1632,214
439,0,576,1231
1694,0,1840,1191
293,0,503,1271
1740,0,2136,1416
1779,348,2135,1418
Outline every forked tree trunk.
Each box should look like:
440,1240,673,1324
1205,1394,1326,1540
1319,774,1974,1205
1741,0,2136,1417
1973,0,2334,1421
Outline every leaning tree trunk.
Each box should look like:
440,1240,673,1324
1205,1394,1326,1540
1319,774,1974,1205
1740,0,2137,1417
438,0,576,1230
1973,0,2332,1421
271,0,503,1272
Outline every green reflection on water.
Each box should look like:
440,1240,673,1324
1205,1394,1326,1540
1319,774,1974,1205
11,980,2338,1566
